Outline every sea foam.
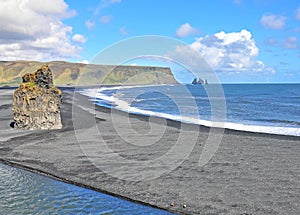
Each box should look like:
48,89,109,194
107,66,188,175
79,87,300,137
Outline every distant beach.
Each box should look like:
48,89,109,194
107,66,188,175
1,87,300,214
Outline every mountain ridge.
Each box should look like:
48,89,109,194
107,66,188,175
0,61,178,86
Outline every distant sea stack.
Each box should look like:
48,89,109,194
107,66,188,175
192,77,208,85
12,65,62,130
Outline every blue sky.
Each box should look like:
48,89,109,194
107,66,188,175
0,0,300,83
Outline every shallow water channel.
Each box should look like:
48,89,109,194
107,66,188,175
0,163,174,215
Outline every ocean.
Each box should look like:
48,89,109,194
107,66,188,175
81,84,300,137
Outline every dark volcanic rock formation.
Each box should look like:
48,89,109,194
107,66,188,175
12,65,62,130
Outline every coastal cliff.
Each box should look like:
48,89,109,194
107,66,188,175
0,61,178,86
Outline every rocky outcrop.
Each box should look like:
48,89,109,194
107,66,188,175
12,65,62,130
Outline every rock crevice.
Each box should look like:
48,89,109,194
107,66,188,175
13,65,62,130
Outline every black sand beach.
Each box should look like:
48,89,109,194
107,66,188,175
0,88,299,214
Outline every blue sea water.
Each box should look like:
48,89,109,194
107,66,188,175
0,163,174,215
81,84,300,136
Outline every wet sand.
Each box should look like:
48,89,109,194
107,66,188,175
0,88,299,214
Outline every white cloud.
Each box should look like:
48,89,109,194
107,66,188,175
94,0,122,15
111,0,122,3
22,0,76,18
171,29,274,73
264,37,277,46
260,14,287,30
176,23,200,38
100,15,112,24
78,60,89,64
72,34,87,44
166,45,212,78
119,27,128,36
281,37,298,49
0,0,83,61
85,20,96,29
293,27,300,33
296,8,300,20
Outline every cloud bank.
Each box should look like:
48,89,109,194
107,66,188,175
180,30,273,73
0,0,84,61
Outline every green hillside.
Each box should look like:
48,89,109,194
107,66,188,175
0,61,178,86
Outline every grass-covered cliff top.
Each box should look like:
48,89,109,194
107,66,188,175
0,61,178,87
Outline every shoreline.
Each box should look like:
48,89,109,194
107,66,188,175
1,88,300,214
2,84,300,138
79,85,300,138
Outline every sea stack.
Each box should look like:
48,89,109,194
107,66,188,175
12,65,62,130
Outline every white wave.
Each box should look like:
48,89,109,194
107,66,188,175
131,98,145,103
79,87,300,137
223,122,300,136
